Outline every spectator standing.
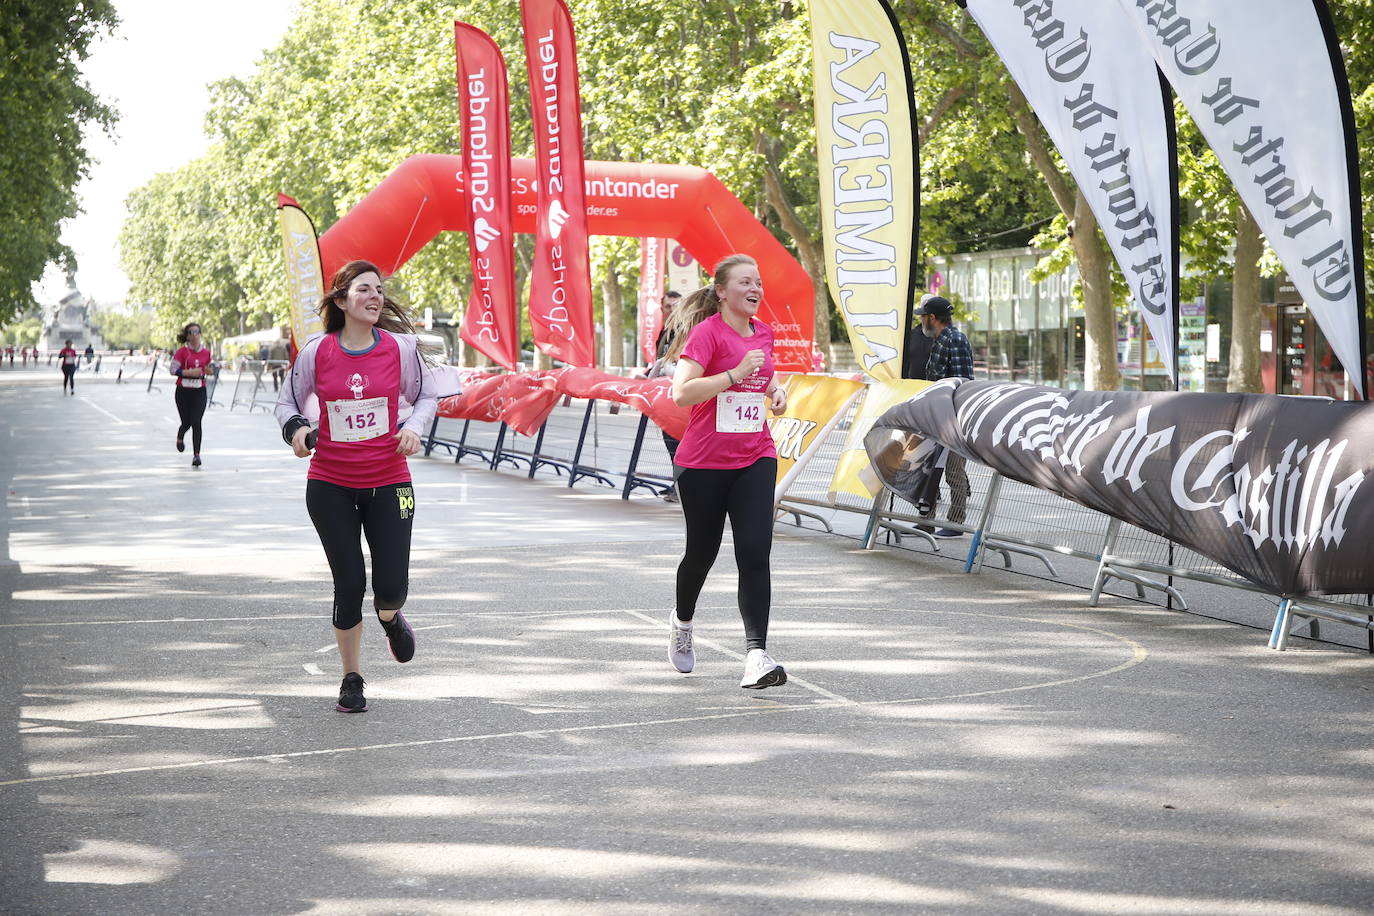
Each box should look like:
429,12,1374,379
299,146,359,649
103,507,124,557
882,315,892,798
650,289,683,501
914,296,972,537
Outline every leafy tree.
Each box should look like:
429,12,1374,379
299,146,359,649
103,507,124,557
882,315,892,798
0,313,43,348
0,0,118,323
93,306,155,350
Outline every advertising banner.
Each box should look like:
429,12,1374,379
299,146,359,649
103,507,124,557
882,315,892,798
275,194,325,360
828,378,930,501
521,0,594,366
556,367,689,440
667,241,701,296
317,155,815,370
865,380,1374,597
436,372,508,423
959,0,1179,378
455,23,519,370
498,371,562,435
435,371,560,435
1114,0,1366,395
637,236,666,364
769,374,866,502
809,0,917,380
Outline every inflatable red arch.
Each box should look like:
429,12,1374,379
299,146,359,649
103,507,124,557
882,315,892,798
317,155,814,370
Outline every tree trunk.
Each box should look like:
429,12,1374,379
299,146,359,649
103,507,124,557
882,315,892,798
1072,194,1120,391
601,260,624,368
1228,203,1264,393
1007,84,1118,390
758,135,829,362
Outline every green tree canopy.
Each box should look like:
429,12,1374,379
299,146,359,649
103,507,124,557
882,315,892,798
0,0,118,323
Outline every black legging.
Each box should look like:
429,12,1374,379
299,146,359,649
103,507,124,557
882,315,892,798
174,386,208,454
306,479,415,630
61,364,76,393
674,457,776,650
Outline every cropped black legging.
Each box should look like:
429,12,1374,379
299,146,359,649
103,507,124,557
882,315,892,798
306,479,415,630
674,457,776,651
174,386,207,454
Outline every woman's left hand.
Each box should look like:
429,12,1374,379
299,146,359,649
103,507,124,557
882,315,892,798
769,385,787,414
394,428,422,456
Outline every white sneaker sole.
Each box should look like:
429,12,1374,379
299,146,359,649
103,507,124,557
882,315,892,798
741,665,787,689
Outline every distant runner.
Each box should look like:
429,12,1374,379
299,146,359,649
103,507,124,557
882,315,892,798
169,322,214,468
58,340,78,395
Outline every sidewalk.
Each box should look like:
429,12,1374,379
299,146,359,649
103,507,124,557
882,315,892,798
2,374,1372,914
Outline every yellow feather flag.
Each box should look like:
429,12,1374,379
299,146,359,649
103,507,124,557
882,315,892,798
276,194,325,360
808,0,918,381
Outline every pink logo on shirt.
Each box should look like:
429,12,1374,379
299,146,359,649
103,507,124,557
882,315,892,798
347,373,370,398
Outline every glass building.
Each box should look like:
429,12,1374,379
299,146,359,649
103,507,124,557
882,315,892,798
929,246,1371,398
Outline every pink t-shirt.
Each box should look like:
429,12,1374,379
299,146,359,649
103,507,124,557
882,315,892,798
673,313,777,470
308,331,410,489
172,345,212,388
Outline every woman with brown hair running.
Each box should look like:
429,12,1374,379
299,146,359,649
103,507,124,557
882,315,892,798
275,259,441,714
169,322,214,467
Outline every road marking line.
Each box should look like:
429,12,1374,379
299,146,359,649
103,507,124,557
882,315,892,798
79,399,128,425
0,635,1146,789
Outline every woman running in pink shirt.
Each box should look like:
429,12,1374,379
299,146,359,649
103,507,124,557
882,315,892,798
58,340,78,395
665,254,789,689
169,322,214,467
275,260,441,714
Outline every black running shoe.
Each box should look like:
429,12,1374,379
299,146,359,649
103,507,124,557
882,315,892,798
176,437,185,453
336,672,367,713
191,455,202,467
380,611,415,663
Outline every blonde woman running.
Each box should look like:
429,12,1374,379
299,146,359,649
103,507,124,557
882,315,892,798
665,254,788,689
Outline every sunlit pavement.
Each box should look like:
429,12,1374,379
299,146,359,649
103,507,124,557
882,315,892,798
2,370,1373,915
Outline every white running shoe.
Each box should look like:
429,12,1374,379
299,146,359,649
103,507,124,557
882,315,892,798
739,648,786,689
669,615,695,673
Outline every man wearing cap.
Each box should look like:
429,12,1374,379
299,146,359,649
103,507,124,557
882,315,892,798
913,295,972,537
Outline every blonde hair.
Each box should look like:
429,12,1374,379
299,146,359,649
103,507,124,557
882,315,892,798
663,254,758,360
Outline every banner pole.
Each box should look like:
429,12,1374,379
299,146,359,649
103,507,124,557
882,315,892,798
1312,0,1368,399
879,0,920,379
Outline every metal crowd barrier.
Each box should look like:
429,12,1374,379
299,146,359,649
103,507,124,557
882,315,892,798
182,364,1360,657
422,396,675,498
768,396,1374,654
224,358,287,412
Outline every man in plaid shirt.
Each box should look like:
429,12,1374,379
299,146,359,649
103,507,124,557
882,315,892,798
914,296,971,536
919,296,973,382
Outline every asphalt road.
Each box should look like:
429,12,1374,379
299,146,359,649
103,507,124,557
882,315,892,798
2,365,1372,915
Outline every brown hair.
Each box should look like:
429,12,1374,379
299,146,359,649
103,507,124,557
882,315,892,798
319,260,417,336
663,254,757,361
176,322,202,345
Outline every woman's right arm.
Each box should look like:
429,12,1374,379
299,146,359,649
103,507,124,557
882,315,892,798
275,339,318,452
671,349,767,407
